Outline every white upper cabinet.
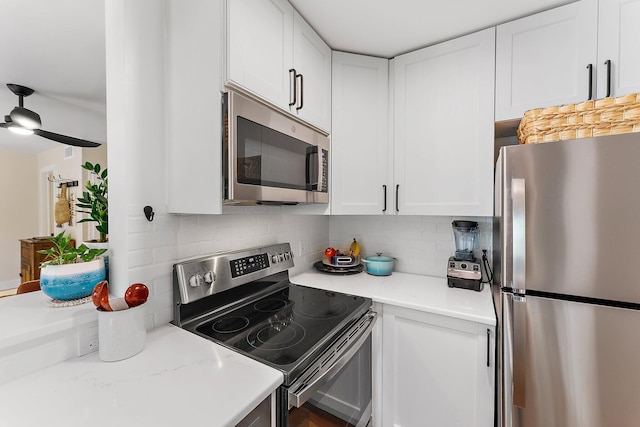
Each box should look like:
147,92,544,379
226,0,331,131
393,28,495,216
496,0,640,121
597,0,640,98
331,52,390,215
292,11,332,131
495,1,598,121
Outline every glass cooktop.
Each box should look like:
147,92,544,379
194,283,369,373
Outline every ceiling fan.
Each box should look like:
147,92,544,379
0,83,101,148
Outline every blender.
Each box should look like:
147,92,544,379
447,220,483,291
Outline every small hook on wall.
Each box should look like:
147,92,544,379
143,206,155,222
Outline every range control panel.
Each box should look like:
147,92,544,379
230,253,270,278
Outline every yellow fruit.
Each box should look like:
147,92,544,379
350,238,361,258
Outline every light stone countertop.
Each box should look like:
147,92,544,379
291,270,496,326
0,324,283,427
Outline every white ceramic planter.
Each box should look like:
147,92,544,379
83,241,110,280
39,258,106,301
98,303,146,361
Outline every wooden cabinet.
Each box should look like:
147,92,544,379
331,52,390,215
226,0,331,131
393,28,495,216
20,238,75,283
596,0,640,99
381,304,495,427
496,0,640,121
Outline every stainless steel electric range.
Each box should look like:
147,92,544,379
173,243,375,427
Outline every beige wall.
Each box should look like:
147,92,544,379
0,150,39,288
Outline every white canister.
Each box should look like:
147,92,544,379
98,304,146,361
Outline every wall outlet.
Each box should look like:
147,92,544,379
76,323,99,356
297,241,305,257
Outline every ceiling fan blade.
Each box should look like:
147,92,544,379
33,129,101,148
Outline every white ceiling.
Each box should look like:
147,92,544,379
289,0,574,58
0,0,106,154
0,0,573,154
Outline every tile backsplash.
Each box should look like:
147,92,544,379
128,207,492,329
330,215,493,278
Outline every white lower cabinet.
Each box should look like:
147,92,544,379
380,304,495,427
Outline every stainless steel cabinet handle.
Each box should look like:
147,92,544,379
289,68,297,107
511,178,526,293
512,295,527,408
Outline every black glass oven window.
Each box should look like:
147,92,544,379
236,116,311,190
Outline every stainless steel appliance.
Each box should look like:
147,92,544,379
223,90,330,205
447,220,482,291
173,243,375,427
494,133,640,427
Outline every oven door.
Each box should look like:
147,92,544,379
283,312,376,427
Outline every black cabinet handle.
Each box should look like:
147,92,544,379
395,184,399,212
586,64,593,100
605,59,612,97
382,185,387,212
486,329,491,367
296,73,304,111
289,69,297,107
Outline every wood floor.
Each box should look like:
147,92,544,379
288,405,355,427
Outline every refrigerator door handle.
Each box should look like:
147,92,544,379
512,294,527,409
512,178,526,293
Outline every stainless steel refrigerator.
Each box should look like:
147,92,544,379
493,133,640,427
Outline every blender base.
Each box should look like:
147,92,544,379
447,276,483,292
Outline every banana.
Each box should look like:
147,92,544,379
349,238,361,258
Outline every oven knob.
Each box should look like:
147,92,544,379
284,252,291,260
188,274,203,288
271,254,279,264
203,271,215,285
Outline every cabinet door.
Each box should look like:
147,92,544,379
227,0,293,109
331,52,389,215
495,1,598,121
597,0,640,98
293,11,331,131
393,28,495,216
382,305,495,427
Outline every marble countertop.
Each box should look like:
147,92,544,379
0,324,283,427
291,270,496,326
0,291,97,351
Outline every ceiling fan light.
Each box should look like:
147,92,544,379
10,107,41,129
8,123,34,135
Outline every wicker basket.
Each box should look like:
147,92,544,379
517,93,640,144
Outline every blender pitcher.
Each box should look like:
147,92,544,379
452,220,478,261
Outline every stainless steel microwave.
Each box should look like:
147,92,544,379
222,90,329,205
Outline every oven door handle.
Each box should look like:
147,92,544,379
288,311,377,408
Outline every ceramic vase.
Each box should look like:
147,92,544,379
39,258,106,301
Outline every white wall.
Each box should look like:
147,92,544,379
0,151,39,289
330,215,493,278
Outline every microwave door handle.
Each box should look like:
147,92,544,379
305,146,319,190
288,312,377,408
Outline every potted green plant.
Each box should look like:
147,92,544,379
38,232,107,301
76,161,108,243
